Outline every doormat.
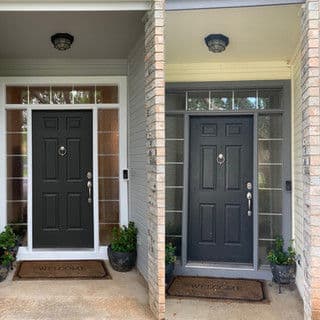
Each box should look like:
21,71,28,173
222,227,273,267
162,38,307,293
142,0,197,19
167,276,266,302
13,260,111,280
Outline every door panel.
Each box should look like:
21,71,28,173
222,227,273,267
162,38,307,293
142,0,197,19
188,116,253,263
33,110,93,248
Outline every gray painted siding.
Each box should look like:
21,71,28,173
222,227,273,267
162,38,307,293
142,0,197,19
127,37,148,280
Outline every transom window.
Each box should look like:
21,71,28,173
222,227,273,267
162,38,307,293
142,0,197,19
6,85,118,105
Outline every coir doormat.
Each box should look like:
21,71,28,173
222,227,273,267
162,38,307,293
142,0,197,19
167,276,266,302
13,260,111,280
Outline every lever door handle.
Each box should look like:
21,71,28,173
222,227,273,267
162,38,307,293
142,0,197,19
246,192,252,217
87,181,92,204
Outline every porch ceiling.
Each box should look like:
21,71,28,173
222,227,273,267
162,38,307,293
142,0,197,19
166,4,301,63
0,11,144,59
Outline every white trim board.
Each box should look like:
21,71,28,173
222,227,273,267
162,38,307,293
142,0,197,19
0,1,150,11
0,76,128,261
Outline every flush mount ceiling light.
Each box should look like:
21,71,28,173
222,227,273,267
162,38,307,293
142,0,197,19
205,34,229,53
51,33,74,51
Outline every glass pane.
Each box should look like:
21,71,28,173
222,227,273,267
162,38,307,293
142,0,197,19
7,201,27,224
98,156,119,177
52,86,72,104
211,90,232,110
166,211,182,235
166,188,183,211
166,115,184,139
99,223,118,245
259,165,282,189
259,240,274,265
98,109,118,131
29,86,50,104
187,91,209,111
99,201,119,223
98,133,119,155
6,86,28,104
7,133,27,155
166,164,183,186
166,140,184,163
7,156,27,178
96,86,118,104
259,214,282,240
234,90,257,110
7,179,28,201
259,190,282,213
73,86,95,104
6,110,27,132
258,114,282,139
9,224,27,246
99,178,119,200
166,236,182,256
258,140,282,163
166,93,185,111
258,89,283,109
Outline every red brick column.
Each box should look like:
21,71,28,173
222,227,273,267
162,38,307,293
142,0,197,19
144,1,165,319
301,1,320,319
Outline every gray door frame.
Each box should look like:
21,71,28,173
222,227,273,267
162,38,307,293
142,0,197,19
166,80,291,279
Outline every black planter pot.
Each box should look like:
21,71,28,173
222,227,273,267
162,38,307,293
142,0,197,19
165,262,175,284
108,246,136,272
270,263,296,285
0,265,8,282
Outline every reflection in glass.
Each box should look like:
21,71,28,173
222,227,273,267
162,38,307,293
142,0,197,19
259,214,282,239
73,86,95,104
258,140,282,163
166,164,183,186
29,86,50,104
166,211,182,235
258,165,282,189
166,115,184,139
258,114,283,139
234,90,257,110
6,110,27,132
211,91,232,110
52,86,72,104
187,91,209,111
166,140,184,163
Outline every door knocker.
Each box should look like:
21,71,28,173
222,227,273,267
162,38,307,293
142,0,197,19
217,153,225,165
58,146,67,157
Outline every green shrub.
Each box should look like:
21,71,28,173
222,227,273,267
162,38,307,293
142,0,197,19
267,236,296,265
165,243,176,265
110,222,137,253
0,226,17,267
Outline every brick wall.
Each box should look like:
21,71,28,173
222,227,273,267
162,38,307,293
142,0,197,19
144,1,166,319
301,1,320,319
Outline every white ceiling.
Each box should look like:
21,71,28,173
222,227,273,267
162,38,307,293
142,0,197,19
166,4,301,64
0,11,144,59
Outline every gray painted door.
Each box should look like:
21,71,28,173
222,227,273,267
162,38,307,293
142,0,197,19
188,116,253,263
32,111,93,248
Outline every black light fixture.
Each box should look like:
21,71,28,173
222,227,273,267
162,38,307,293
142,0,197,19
51,33,74,51
205,34,229,53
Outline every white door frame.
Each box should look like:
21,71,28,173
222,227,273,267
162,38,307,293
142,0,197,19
0,76,128,260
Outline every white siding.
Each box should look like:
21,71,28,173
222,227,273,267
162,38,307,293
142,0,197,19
291,50,304,298
127,37,148,280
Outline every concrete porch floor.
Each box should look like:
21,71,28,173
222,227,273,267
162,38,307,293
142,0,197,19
0,262,304,320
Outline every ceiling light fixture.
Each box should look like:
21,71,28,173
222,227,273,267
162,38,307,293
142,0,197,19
205,34,229,53
51,33,74,51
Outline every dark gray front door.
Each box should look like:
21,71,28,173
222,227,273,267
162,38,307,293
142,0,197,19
33,111,93,248
188,116,253,263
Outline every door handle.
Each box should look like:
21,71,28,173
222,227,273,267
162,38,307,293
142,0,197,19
87,180,92,204
246,192,252,217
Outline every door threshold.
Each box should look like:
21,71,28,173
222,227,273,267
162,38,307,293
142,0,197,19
186,260,254,271
17,246,108,261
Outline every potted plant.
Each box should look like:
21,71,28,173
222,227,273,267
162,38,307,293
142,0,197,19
267,236,296,288
108,222,138,272
0,226,16,281
165,243,176,284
